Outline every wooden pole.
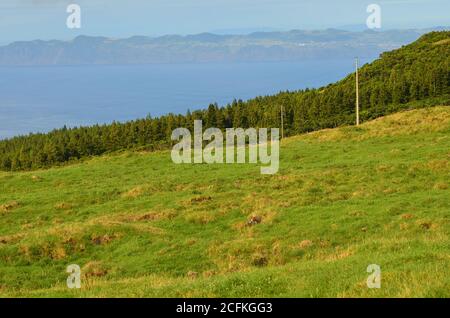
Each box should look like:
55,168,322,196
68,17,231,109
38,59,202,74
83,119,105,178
280,105,284,140
355,58,360,126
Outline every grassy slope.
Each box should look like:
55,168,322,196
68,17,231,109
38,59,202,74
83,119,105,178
0,106,449,298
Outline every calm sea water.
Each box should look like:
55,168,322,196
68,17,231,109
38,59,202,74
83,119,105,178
0,59,372,139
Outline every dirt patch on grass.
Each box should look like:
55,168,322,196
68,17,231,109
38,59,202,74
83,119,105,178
82,261,109,278
240,194,279,223
107,210,177,224
51,246,67,260
186,271,199,279
122,186,146,198
246,215,262,226
426,159,448,173
433,182,448,190
190,196,212,204
251,252,269,267
0,233,24,245
208,241,277,273
417,221,436,231
298,240,313,249
19,242,69,260
90,234,117,245
0,201,20,213
135,213,161,221
54,202,73,210
316,246,354,262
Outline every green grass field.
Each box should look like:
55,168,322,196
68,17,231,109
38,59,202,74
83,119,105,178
0,106,449,297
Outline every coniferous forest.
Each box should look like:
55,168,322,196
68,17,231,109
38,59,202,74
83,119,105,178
1,31,449,171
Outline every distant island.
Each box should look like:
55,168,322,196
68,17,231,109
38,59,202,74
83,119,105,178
0,27,448,65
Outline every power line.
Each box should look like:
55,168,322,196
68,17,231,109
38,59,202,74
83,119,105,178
355,57,360,126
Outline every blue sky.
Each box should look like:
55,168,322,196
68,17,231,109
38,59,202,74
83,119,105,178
1,0,449,44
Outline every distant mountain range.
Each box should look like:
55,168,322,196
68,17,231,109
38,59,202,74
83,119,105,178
0,27,448,65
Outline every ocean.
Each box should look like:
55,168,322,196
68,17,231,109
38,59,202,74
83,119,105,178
0,58,373,139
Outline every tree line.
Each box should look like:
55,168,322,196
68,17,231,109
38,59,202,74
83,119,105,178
1,31,449,171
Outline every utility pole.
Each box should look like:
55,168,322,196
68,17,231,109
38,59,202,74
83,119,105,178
355,57,360,126
280,105,284,140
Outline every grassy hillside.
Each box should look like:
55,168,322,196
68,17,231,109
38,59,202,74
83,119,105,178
1,31,449,171
0,106,449,297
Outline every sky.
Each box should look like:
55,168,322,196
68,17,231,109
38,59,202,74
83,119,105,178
1,0,449,44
